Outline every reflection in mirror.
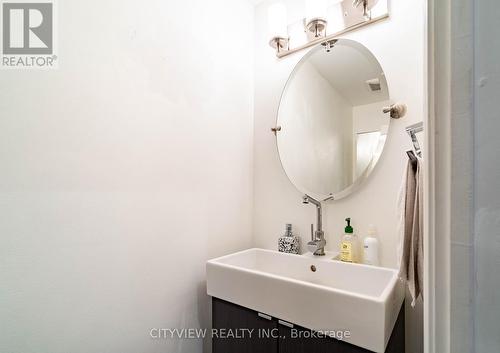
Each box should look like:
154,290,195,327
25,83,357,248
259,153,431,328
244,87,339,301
276,39,390,200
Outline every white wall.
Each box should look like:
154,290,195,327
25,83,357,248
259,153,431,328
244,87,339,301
474,0,500,351
352,101,390,134
278,61,353,196
253,1,424,352
447,0,475,352
352,101,390,178
0,1,254,353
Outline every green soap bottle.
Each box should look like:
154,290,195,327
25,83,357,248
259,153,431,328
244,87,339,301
340,218,360,263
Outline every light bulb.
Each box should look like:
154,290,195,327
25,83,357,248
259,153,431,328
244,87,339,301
305,0,327,21
268,2,288,39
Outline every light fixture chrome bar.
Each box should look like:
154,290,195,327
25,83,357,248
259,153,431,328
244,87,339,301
276,14,389,58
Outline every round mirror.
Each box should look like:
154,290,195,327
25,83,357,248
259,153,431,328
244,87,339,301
276,39,391,201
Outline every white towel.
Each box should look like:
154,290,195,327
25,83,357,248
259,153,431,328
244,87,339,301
397,157,424,307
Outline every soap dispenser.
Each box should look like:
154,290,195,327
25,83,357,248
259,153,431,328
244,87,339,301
278,224,300,254
340,218,360,263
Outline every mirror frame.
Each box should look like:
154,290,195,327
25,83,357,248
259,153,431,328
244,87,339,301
274,38,391,202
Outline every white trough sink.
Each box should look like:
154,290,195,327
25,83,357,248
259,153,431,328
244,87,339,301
206,248,404,352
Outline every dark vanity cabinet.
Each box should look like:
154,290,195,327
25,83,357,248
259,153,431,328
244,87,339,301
212,297,278,353
212,297,405,353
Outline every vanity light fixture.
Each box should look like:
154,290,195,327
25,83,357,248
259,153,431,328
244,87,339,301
353,0,369,20
305,0,328,40
268,2,289,54
353,0,379,20
268,0,389,58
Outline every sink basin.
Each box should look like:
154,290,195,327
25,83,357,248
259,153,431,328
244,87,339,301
206,248,404,353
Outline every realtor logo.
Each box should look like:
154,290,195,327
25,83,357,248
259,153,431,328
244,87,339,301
1,0,57,69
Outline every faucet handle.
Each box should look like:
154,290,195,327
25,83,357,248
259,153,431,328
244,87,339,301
310,224,315,241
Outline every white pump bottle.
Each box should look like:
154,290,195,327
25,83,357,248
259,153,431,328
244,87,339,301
363,224,380,266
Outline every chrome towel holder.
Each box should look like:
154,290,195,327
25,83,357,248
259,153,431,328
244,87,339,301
406,121,424,157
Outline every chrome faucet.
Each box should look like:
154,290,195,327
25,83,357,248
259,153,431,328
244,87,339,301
302,194,326,256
